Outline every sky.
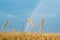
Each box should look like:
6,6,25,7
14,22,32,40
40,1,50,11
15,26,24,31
0,0,60,33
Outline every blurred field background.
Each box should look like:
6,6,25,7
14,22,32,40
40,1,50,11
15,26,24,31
0,0,60,40
0,32,60,40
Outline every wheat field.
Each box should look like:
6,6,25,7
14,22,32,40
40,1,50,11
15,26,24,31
0,32,60,40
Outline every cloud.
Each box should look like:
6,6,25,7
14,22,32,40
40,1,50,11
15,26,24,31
43,13,56,18
7,14,17,18
1,14,17,18
49,14,56,18
33,13,56,19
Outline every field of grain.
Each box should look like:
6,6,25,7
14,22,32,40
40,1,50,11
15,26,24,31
0,32,60,40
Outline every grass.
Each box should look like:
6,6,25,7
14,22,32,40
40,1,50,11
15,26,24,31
0,32,60,40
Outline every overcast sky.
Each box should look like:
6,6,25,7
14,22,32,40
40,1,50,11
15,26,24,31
0,0,60,32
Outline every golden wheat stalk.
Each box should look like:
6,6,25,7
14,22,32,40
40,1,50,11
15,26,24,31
40,17,44,32
2,20,8,31
12,28,15,32
27,18,35,27
12,27,18,32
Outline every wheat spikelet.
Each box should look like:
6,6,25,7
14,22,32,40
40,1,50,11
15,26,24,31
2,20,8,31
27,18,35,27
40,17,44,32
